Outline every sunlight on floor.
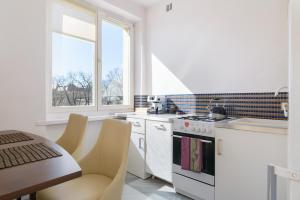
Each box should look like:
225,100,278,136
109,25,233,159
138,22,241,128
122,173,191,200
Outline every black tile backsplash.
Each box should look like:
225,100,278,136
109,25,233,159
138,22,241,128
134,92,288,120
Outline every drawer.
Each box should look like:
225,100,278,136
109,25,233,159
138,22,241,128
146,121,172,135
127,118,145,134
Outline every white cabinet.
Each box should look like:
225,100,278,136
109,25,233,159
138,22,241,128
215,128,287,200
127,132,150,179
146,120,173,183
127,118,150,179
127,118,146,134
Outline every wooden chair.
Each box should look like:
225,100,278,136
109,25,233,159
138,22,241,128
37,119,132,200
56,113,88,155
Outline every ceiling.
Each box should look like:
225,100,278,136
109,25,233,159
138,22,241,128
129,0,161,7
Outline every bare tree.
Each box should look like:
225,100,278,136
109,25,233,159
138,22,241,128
52,68,123,107
102,68,123,105
77,72,93,105
52,72,93,107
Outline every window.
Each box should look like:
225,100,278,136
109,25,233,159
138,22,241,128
101,20,131,106
50,0,133,111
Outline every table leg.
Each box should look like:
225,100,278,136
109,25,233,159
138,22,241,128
29,193,36,200
17,197,21,200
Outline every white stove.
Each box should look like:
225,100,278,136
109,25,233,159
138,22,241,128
173,116,218,137
172,115,232,200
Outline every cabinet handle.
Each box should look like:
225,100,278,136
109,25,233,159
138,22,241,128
138,137,143,149
154,124,167,131
133,122,141,127
217,139,222,156
139,138,142,149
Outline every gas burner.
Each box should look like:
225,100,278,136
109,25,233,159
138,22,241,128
179,116,209,121
202,118,229,122
179,115,229,122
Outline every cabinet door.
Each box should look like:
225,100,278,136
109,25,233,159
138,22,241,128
215,128,287,200
127,132,150,179
146,121,172,183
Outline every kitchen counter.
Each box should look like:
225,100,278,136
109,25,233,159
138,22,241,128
115,112,188,122
216,118,288,135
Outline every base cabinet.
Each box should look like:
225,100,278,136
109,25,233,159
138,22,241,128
215,128,287,200
146,120,172,183
127,118,150,179
127,132,150,179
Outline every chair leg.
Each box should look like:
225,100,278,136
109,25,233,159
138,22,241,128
29,193,36,200
17,197,21,200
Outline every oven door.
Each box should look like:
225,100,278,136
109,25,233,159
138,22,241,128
172,131,215,186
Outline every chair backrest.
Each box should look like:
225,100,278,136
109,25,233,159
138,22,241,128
96,119,131,179
56,114,88,155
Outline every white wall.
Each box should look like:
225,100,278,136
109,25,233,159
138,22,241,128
288,0,300,199
0,0,47,136
145,0,289,95
0,0,145,137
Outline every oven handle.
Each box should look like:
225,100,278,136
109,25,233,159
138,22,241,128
172,135,212,144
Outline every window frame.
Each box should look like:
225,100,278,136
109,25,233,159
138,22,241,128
46,0,135,114
97,11,135,112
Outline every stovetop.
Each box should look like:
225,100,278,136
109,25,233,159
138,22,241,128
178,115,230,122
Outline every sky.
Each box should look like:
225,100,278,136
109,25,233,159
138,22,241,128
52,21,124,79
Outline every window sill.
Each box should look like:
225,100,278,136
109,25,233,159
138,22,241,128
35,115,115,126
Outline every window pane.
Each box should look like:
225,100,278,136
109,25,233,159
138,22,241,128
52,0,96,41
51,0,96,107
101,20,131,106
52,32,95,107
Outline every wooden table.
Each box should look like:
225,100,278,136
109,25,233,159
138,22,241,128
0,131,82,200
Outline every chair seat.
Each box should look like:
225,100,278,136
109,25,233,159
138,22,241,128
37,174,112,200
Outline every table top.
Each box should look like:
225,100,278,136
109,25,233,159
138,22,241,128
0,130,82,200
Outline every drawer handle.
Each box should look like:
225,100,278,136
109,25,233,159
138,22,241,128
217,139,222,156
154,124,167,131
133,122,141,127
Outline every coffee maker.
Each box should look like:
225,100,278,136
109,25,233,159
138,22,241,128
147,96,165,114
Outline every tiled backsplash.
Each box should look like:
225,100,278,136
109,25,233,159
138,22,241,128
134,92,288,120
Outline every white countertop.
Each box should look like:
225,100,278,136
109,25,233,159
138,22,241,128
36,112,185,126
115,112,188,122
216,118,288,135
36,115,115,126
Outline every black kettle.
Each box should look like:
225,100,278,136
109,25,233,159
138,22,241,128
207,98,227,120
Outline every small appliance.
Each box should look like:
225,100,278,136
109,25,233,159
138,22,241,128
147,96,165,114
207,98,227,120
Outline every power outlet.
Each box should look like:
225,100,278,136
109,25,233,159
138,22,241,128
166,3,173,12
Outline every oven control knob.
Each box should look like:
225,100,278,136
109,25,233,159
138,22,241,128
196,128,201,132
202,128,207,133
191,127,196,132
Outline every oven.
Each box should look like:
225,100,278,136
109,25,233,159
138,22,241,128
172,131,215,186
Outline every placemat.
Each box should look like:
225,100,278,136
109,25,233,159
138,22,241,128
0,131,33,145
0,143,62,169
